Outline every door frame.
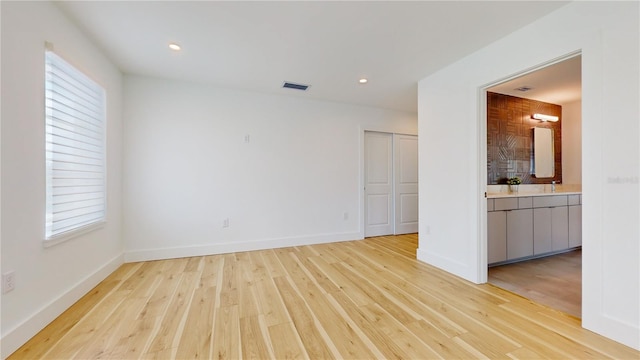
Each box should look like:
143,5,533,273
360,126,418,238
476,50,582,283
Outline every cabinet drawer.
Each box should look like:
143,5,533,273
518,197,533,209
494,198,518,211
533,195,567,208
568,194,580,205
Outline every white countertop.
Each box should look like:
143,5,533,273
487,191,582,199
486,184,582,198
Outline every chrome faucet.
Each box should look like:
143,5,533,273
551,180,556,192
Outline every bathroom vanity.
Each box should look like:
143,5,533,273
487,191,582,266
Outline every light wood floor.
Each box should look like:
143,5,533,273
10,235,639,359
489,249,582,318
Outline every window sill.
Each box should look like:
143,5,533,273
43,221,106,248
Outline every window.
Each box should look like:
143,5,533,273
45,50,106,242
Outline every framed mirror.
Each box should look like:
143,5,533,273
532,127,554,178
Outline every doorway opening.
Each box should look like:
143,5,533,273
364,131,418,237
482,53,583,318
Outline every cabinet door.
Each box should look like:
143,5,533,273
507,209,533,260
569,205,582,247
534,207,552,255
488,211,507,264
551,206,569,251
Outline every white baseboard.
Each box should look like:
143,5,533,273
416,247,477,284
583,314,640,351
0,254,123,359
124,232,363,262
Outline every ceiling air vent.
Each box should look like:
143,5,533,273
282,81,310,91
515,86,533,92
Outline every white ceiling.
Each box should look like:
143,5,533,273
488,55,582,105
56,1,571,113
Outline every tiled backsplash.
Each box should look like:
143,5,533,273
487,92,562,185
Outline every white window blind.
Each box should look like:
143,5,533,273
45,50,106,240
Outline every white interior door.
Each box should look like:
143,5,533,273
394,134,419,234
365,132,393,237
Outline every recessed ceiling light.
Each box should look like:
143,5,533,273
359,78,368,84
168,43,181,51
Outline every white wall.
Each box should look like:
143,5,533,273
418,1,638,350
123,75,416,261
0,2,124,357
562,100,582,185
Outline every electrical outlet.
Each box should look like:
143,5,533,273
223,218,230,228
343,212,349,220
2,271,16,293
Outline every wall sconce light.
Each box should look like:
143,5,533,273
532,113,559,122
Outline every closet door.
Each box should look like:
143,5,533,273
365,132,393,237
394,134,418,234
